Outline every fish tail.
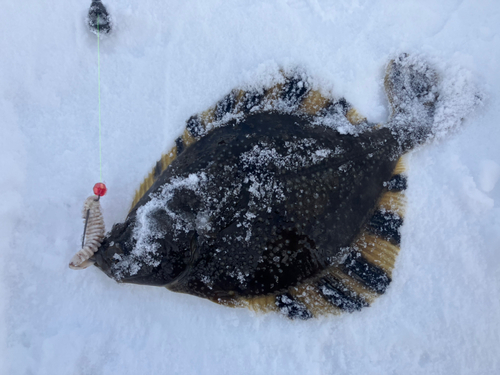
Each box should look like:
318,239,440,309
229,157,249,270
384,53,439,152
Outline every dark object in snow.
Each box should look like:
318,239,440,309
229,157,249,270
91,55,445,319
87,0,112,35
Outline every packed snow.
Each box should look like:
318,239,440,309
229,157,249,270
1,0,500,374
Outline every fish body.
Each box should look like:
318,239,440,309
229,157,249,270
90,54,458,318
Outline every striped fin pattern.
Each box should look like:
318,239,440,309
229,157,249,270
235,157,407,319
130,70,358,212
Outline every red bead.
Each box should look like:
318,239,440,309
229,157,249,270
93,182,107,197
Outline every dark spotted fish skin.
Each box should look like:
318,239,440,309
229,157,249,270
95,112,401,301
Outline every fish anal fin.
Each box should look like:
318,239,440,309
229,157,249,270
353,232,400,278
301,90,330,115
182,129,196,147
287,262,381,317
160,147,178,172
346,108,367,126
200,107,216,129
289,282,342,316
129,146,178,212
233,294,278,314
378,190,407,218
263,82,284,107
393,155,407,175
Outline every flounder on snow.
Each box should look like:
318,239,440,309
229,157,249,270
72,55,472,319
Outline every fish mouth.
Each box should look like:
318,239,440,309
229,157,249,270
93,221,131,278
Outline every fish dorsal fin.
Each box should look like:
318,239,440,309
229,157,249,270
130,70,370,212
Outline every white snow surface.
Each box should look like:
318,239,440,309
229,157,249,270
2,0,500,374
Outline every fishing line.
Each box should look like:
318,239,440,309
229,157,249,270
70,7,111,269
98,16,103,183
82,12,105,251
79,15,107,256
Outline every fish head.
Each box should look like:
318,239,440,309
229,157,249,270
94,201,195,287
